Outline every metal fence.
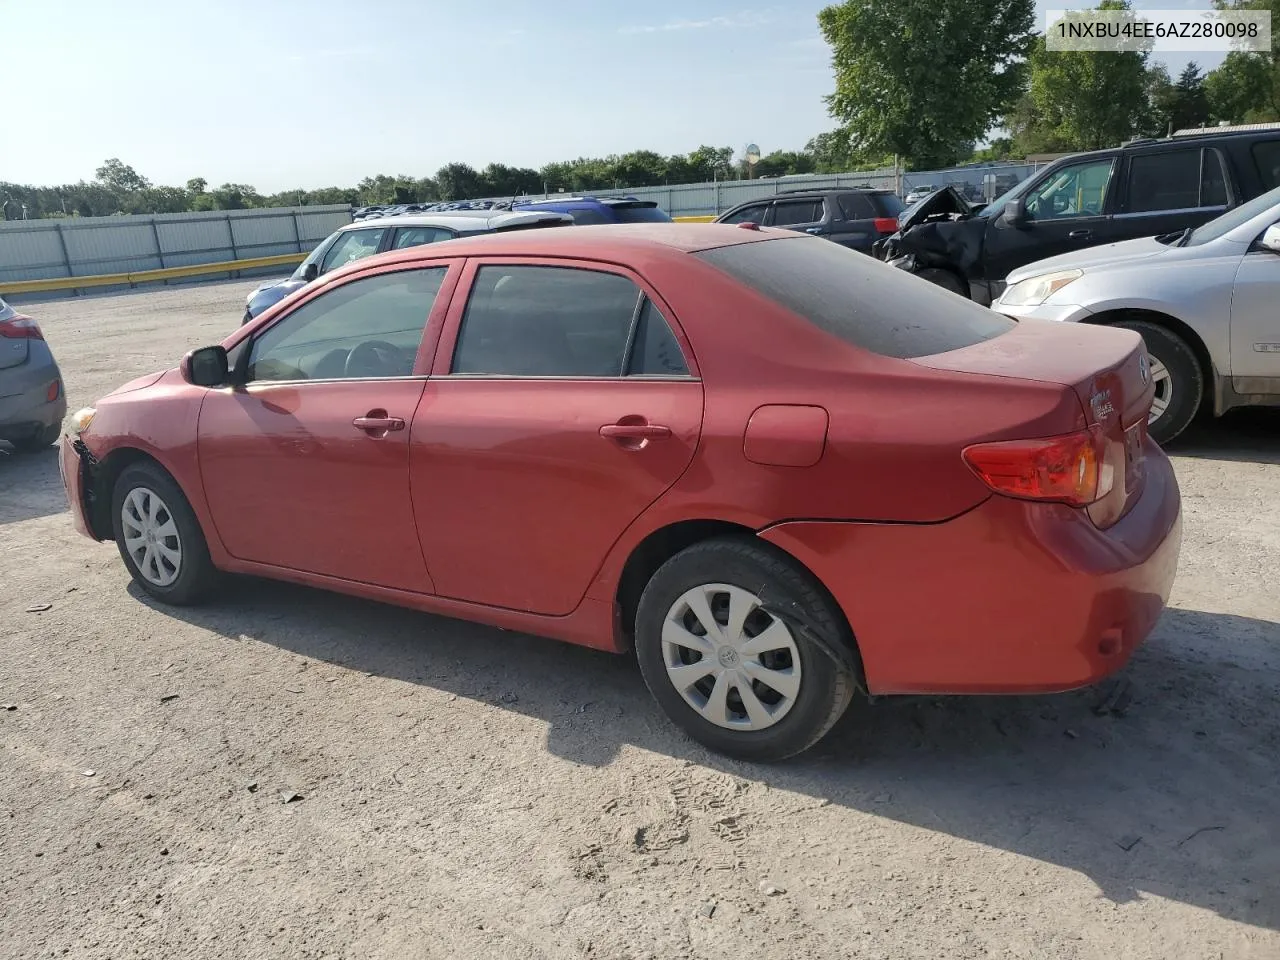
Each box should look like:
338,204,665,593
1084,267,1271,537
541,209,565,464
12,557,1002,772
0,205,353,286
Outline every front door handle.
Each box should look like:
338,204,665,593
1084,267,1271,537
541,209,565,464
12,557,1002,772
353,410,405,436
1068,229,1092,240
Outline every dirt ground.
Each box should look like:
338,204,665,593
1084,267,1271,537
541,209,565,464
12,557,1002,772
2,279,1277,960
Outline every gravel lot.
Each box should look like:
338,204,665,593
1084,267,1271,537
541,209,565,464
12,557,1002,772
2,279,1278,960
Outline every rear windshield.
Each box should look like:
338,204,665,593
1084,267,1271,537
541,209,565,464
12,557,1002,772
868,193,905,217
696,237,1016,359
610,204,672,223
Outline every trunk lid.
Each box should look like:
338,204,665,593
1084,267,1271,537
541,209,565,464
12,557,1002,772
914,319,1155,527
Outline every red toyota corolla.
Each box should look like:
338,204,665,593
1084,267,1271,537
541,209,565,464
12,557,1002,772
59,223,1182,761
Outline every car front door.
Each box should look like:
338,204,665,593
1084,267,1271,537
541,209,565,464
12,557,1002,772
409,259,704,615
1229,224,1280,391
198,263,457,592
984,156,1119,283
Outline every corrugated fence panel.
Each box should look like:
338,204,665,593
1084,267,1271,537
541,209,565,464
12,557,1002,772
61,220,160,275
0,226,68,282
296,209,352,243
229,212,301,259
156,217,235,267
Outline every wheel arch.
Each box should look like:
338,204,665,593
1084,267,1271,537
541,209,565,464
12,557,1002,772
613,518,861,671
87,446,179,541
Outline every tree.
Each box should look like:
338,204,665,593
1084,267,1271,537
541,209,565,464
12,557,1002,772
435,163,486,200
186,177,207,195
1206,52,1279,123
94,158,151,194
1148,62,1211,135
1013,2,1153,152
818,0,1035,169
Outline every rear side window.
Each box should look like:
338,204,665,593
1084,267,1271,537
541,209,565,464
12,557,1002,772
696,237,1015,360
1125,149,1226,212
770,199,824,226
452,265,687,377
868,193,905,217
1252,139,1280,189
837,193,874,219
565,207,611,225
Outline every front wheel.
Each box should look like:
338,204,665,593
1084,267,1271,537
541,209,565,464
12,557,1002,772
634,537,859,762
111,461,219,605
1111,320,1202,445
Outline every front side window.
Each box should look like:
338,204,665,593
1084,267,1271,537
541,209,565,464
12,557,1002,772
248,267,446,382
1024,158,1115,220
451,265,688,377
320,228,387,273
721,204,767,225
770,199,824,226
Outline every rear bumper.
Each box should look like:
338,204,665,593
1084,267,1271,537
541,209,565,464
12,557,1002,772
760,442,1182,695
59,434,97,540
0,359,67,442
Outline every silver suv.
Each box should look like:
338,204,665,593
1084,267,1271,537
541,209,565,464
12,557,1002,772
994,185,1280,444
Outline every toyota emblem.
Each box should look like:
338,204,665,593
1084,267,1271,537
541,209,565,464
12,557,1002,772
1139,354,1150,384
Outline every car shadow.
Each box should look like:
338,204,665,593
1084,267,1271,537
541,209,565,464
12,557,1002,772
1167,407,1280,464
134,578,1279,932
0,443,66,525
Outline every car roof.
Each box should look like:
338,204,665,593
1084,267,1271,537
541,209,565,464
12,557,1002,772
339,210,569,233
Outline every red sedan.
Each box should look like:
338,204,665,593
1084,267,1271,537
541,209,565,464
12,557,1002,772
59,224,1182,761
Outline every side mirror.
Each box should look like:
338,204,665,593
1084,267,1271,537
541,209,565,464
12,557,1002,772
303,261,320,282
1259,223,1280,253
181,346,229,387
1002,198,1027,227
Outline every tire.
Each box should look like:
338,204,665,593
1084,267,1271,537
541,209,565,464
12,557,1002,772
634,536,859,763
111,461,219,605
916,268,968,297
1110,319,1202,445
12,423,62,452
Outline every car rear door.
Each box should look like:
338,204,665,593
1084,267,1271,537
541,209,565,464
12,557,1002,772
1112,145,1231,241
765,197,827,236
409,258,704,615
198,262,459,592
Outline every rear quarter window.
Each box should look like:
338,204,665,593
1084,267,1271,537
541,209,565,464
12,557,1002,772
696,237,1016,360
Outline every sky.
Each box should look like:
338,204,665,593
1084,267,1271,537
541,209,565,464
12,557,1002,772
4,0,1231,192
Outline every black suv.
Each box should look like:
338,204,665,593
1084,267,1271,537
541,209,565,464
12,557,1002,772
877,125,1280,304
715,187,905,255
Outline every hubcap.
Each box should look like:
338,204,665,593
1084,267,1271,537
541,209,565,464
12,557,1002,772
121,487,182,587
661,583,802,732
1148,356,1172,424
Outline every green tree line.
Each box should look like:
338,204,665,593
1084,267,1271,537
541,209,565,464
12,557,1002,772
821,0,1280,168
1,138,883,221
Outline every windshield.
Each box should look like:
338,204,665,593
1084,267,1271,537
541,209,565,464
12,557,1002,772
611,205,672,223
1184,184,1280,247
291,234,335,280
0,297,12,321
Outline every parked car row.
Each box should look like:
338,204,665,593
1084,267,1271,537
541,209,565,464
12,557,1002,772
0,296,66,452
354,195,673,225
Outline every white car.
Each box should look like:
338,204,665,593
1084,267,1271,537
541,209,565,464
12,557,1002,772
994,186,1280,444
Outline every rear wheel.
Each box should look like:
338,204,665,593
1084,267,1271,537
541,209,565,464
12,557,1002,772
634,537,858,762
12,423,62,452
916,268,967,297
1110,319,1202,445
111,461,219,605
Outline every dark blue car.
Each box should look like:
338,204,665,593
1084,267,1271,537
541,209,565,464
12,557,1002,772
510,195,671,225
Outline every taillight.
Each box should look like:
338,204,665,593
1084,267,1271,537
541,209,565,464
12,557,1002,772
873,217,899,233
0,315,44,340
963,425,1116,507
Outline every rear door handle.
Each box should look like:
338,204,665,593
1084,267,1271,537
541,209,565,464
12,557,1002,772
804,227,823,234
1068,229,1092,240
600,423,671,440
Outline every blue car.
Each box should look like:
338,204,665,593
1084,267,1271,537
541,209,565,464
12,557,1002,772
510,195,671,225
242,210,572,324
